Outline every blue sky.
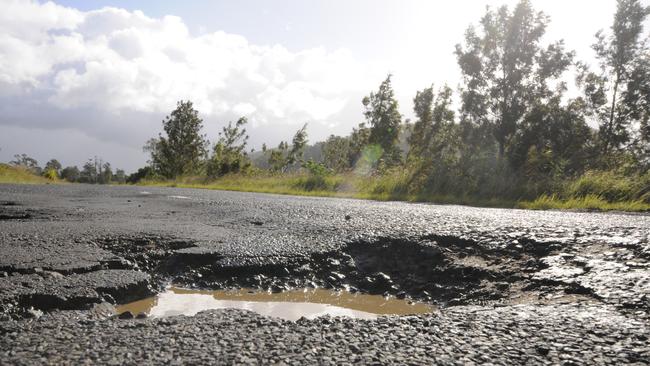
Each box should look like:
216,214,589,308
0,0,644,172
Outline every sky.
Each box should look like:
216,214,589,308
0,0,645,172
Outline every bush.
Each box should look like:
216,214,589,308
294,161,338,191
43,168,58,181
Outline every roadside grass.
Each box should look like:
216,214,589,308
3,162,645,212
518,194,650,212
138,174,355,198
0,163,56,184
138,171,650,212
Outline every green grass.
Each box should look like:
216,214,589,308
4,162,644,212
518,194,650,212
0,164,55,184
138,173,355,198
137,171,650,212
137,173,518,209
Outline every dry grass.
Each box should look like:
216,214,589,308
0,164,55,184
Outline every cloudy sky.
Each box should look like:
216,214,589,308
0,0,639,172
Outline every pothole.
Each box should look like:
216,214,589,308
115,287,434,321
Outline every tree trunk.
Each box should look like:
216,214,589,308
604,72,621,156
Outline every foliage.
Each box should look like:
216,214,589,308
267,124,309,172
10,154,41,174
43,159,61,179
43,168,58,181
127,166,155,184
322,135,352,172
207,117,251,177
455,0,574,162
363,75,402,167
60,166,80,182
145,100,208,178
576,0,650,160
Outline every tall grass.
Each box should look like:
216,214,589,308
139,169,649,212
139,173,352,198
0,164,54,184
518,194,650,212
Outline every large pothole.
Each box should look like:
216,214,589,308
96,234,573,309
2,232,585,320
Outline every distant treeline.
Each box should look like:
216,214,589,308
7,154,127,184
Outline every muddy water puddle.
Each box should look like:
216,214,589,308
116,287,434,321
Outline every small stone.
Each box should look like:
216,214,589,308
26,307,43,319
535,346,550,356
118,311,134,319
344,215,351,221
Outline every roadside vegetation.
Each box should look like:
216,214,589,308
0,154,126,185
3,0,649,212
0,163,55,184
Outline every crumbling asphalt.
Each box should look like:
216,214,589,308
0,183,648,365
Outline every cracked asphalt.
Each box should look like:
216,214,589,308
0,183,648,365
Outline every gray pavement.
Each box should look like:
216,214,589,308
0,183,648,365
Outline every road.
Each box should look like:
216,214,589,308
0,183,648,364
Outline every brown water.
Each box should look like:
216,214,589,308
116,287,434,321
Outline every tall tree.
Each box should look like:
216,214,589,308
99,162,112,184
81,159,97,184
322,135,352,172
287,123,308,168
363,75,402,166
207,117,250,177
146,100,208,178
455,0,574,161
408,85,455,160
44,159,62,176
577,0,650,158
266,124,309,172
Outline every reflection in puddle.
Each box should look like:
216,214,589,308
116,287,434,321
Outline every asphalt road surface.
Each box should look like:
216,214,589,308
0,184,648,365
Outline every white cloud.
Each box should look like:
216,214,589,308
0,0,368,128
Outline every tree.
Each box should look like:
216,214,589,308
287,123,308,168
207,117,250,177
408,85,455,160
127,166,154,184
348,123,371,168
577,0,650,159
455,0,574,161
363,75,402,166
80,159,97,183
146,100,208,178
10,154,40,174
322,135,352,172
60,166,80,182
114,169,127,184
627,52,650,164
44,159,62,177
99,162,112,184
511,98,593,176
266,124,309,172
577,0,650,162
